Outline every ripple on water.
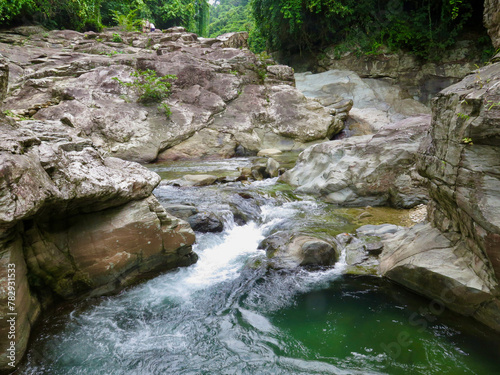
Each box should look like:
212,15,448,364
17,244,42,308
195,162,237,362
19,158,500,375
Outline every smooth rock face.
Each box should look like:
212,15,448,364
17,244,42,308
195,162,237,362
379,224,499,330
0,117,197,370
315,41,485,104
280,115,431,208
0,28,345,163
295,70,430,133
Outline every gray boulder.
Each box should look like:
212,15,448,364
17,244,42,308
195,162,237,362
259,232,338,269
280,115,431,208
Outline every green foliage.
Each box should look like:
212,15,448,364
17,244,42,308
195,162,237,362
158,102,172,117
209,0,266,52
3,109,30,120
111,33,123,43
251,0,484,59
112,69,177,104
461,137,473,144
102,0,210,36
0,0,34,23
1,0,103,31
111,8,142,31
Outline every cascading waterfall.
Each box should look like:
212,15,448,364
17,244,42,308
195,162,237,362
18,159,500,375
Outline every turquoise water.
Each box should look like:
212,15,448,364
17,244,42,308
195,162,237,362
17,159,500,374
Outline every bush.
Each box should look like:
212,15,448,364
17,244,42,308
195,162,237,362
111,33,122,43
113,69,177,116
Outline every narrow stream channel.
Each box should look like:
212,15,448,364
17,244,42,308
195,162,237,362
17,157,500,374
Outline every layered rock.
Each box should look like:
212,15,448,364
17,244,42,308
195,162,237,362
315,41,485,105
0,28,346,163
0,117,196,371
379,61,500,332
280,115,430,208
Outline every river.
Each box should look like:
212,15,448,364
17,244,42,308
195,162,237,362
17,157,500,374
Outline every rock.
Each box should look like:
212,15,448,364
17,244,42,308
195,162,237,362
164,204,199,220
0,118,197,370
295,70,430,133
314,40,485,104
280,115,431,208
257,149,282,157
266,65,295,85
0,55,7,102
259,232,338,269
251,163,268,180
0,27,346,162
182,174,218,186
379,60,500,333
380,223,498,328
266,157,280,178
484,0,500,49
187,212,224,233
216,32,249,49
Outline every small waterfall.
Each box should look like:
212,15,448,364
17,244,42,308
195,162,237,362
18,159,500,375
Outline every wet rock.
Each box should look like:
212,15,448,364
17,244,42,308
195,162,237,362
380,223,497,327
164,204,199,220
266,158,280,178
259,232,338,269
0,118,197,370
187,212,224,233
182,174,218,186
257,149,282,157
251,163,269,180
380,59,500,332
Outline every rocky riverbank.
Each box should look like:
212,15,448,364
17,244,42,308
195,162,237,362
0,27,349,163
0,116,197,371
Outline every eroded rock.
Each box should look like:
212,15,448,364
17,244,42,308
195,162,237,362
0,27,346,163
280,115,431,208
0,117,197,370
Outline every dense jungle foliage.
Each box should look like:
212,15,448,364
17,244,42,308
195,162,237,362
249,0,488,58
0,0,492,59
0,0,210,36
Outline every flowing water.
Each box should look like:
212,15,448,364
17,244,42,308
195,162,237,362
18,157,500,375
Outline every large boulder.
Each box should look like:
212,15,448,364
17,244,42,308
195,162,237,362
280,115,431,208
295,70,430,133
0,117,197,370
0,27,346,163
379,224,499,331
